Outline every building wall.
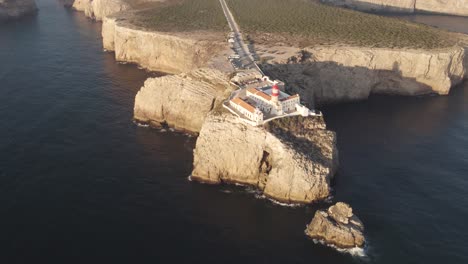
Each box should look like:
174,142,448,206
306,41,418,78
281,97,300,112
229,101,263,123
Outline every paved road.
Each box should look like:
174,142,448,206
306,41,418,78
219,0,263,73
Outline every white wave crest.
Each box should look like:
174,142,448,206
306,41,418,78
311,238,367,257
133,120,149,128
254,193,303,207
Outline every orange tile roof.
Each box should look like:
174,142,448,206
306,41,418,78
246,88,271,101
231,97,256,114
281,94,299,101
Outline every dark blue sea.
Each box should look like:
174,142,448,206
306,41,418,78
0,1,467,263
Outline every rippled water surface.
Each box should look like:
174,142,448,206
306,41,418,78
1,1,467,263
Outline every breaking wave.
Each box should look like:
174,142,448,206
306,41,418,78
311,238,367,257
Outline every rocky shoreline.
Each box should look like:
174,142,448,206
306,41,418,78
192,114,339,204
65,0,468,253
0,0,37,22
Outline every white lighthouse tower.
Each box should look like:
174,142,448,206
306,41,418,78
271,83,280,103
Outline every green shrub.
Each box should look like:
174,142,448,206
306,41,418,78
135,0,228,32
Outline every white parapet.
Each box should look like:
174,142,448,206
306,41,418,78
296,104,310,117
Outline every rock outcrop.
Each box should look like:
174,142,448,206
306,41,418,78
322,0,468,17
134,68,233,132
0,0,37,22
322,0,415,13
102,17,228,73
261,46,467,106
191,114,339,204
416,0,468,17
305,202,365,249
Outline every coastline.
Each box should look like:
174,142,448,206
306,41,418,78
65,0,467,253
64,0,467,203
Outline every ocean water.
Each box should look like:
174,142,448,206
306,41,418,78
0,1,467,263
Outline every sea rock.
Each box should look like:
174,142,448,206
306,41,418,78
305,202,365,248
322,0,468,17
191,114,339,204
134,68,233,132
0,0,37,22
328,202,353,224
102,16,228,73
261,46,467,106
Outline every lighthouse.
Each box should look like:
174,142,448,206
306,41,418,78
271,83,279,103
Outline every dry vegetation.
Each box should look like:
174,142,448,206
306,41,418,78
226,0,457,49
133,0,228,32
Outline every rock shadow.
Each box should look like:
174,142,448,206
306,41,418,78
260,59,449,107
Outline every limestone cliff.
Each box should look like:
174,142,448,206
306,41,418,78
71,0,130,20
416,0,468,17
322,0,415,13
191,114,339,204
102,17,228,73
0,0,37,22
322,0,468,17
134,68,233,132
260,46,466,105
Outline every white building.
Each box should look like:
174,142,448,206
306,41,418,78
229,97,264,125
227,73,312,125
246,84,301,116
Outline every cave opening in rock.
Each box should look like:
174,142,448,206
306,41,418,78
258,150,272,190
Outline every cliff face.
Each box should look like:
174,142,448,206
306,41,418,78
134,68,233,132
0,0,37,22
416,0,468,17
71,0,130,20
191,114,339,204
322,0,415,13
322,0,468,16
102,17,228,74
261,46,466,105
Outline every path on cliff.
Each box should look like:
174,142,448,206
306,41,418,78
219,0,263,74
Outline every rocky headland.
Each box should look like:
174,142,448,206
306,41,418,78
66,0,468,201
0,0,37,22
259,45,467,106
134,68,233,132
305,202,365,249
67,0,468,106
321,0,468,17
65,0,468,253
192,114,339,204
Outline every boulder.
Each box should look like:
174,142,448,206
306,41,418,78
305,202,365,248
